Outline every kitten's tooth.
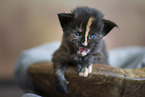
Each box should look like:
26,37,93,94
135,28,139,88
88,64,93,73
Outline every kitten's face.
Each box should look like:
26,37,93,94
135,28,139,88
63,17,104,56
58,9,117,57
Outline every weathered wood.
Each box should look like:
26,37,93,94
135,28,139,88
28,62,145,97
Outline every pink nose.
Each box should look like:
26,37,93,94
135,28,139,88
82,42,87,46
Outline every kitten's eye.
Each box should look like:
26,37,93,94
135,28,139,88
89,34,96,39
74,32,80,36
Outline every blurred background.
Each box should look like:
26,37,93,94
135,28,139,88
0,0,145,97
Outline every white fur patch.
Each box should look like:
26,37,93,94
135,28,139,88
79,64,93,77
77,51,87,57
79,67,89,77
88,64,93,73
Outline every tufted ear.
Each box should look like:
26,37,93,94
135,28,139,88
57,13,73,29
102,19,118,37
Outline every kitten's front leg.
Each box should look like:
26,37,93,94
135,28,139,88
54,64,68,93
77,64,93,77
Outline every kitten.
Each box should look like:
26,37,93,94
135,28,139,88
52,7,118,93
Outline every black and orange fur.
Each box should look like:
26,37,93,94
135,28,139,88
52,7,118,93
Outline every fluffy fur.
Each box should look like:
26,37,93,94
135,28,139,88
52,6,117,93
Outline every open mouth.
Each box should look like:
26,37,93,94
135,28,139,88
77,47,90,57
79,47,86,53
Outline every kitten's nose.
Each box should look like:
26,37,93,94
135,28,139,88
82,42,88,46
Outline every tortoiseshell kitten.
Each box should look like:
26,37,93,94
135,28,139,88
52,7,118,93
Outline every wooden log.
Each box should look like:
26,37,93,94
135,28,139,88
28,62,145,97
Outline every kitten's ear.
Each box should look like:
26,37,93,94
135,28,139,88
57,13,73,29
102,19,118,36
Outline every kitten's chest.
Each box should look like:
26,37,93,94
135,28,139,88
68,53,92,65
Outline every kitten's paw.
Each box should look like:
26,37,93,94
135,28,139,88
79,67,89,77
55,79,68,94
88,64,93,73
78,64,93,77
